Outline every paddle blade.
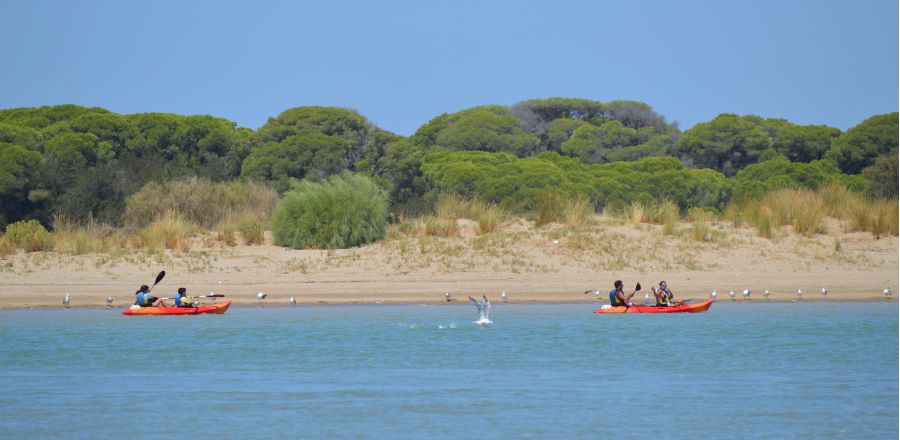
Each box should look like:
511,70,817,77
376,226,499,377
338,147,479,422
153,271,166,286
206,293,225,298
635,282,641,291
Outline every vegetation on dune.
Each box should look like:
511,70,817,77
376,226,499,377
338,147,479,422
271,173,388,249
0,102,896,251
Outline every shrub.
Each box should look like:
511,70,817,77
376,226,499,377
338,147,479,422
139,212,196,251
468,200,506,235
271,173,388,249
422,215,459,237
220,227,237,246
238,219,264,245
124,177,280,229
3,220,54,252
563,196,594,229
687,208,714,242
533,192,564,226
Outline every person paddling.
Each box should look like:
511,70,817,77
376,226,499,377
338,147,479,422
134,284,166,308
652,281,685,307
173,287,195,308
609,280,637,307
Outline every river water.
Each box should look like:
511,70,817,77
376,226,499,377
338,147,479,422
0,302,896,439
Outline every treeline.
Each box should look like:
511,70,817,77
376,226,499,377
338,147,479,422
0,100,896,229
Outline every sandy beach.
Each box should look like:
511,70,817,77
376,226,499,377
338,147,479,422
1,217,896,308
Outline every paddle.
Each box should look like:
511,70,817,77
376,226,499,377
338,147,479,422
161,293,226,301
148,271,165,292
624,282,641,313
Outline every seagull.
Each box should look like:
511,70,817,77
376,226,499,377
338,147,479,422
63,293,70,307
884,288,892,300
469,295,492,325
796,288,802,299
501,291,507,302
257,292,267,303
106,296,113,306
290,296,297,305
821,287,827,298
711,290,718,299
729,290,736,301
644,292,650,304
763,290,770,299
444,291,452,302
742,289,751,300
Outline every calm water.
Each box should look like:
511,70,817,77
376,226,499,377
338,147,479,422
0,302,896,439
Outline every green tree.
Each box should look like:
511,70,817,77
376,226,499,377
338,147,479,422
676,113,772,176
862,154,899,198
412,105,540,156
825,112,898,174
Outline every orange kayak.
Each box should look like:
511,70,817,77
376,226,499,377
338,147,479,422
593,299,714,314
122,300,232,316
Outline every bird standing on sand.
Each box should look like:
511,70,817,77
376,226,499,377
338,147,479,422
763,290,770,299
796,289,803,300
884,288,892,300
501,291,507,302
63,294,70,307
444,291,452,302
742,289,751,300
711,290,718,299
257,292,267,304
290,296,297,305
821,287,827,298
106,296,113,307
729,290,736,301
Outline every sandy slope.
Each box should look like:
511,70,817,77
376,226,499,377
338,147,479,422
1,218,896,308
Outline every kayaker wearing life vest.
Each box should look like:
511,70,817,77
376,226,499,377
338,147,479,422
609,280,636,306
173,287,195,308
134,284,165,307
652,281,685,307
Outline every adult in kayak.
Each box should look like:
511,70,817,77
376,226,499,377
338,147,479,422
173,287,195,308
134,285,166,308
609,280,637,306
652,281,686,307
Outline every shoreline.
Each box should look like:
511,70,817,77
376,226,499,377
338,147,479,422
3,297,896,311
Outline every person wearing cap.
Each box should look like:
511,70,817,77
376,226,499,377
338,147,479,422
134,284,166,307
173,287,195,308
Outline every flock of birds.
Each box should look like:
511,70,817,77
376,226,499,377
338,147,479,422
61,287,896,309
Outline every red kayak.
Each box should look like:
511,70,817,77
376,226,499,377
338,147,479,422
593,299,714,314
122,300,232,316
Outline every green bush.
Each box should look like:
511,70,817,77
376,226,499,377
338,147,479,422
3,219,54,252
238,219,264,245
271,173,388,249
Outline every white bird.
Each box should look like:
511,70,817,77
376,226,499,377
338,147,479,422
796,288,803,299
106,296,113,306
711,290,718,299
552,239,559,245
729,289,736,301
501,291,507,302
444,291,452,302
290,296,297,305
742,289,751,300
884,288,892,299
821,287,827,298
257,292,267,303
594,289,601,300
63,293,70,307
643,292,650,304
763,289,770,299
469,294,492,324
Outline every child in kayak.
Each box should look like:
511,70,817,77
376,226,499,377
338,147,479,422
609,280,636,306
173,287,195,308
652,281,685,307
134,285,166,307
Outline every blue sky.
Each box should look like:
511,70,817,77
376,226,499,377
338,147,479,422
1,0,896,134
